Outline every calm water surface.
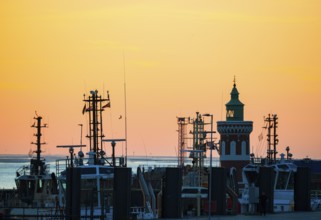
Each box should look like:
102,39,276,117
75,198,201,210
0,154,219,189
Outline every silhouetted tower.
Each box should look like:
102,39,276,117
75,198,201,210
177,117,189,167
217,80,253,181
190,112,207,168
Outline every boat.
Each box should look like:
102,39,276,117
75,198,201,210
55,90,157,219
239,114,298,213
55,90,117,219
10,114,59,218
238,114,321,213
239,153,297,213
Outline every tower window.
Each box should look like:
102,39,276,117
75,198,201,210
221,141,226,155
242,141,247,155
230,141,236,155
227,110,234,118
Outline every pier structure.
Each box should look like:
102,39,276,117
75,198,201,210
217,80,253,181
190,112,207,169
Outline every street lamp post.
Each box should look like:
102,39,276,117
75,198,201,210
204,114,213,220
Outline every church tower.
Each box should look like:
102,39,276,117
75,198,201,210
217,80,253,181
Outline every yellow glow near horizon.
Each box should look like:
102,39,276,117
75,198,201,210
1,1,321,159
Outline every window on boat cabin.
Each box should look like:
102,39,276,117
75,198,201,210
182,188,198,194
80,168,97,175
278,164,289,170
181,187,208,194
99,167,113,175
287,172,295,190
276,171,289,190
37,179,44,193
27,180,36,194
81,179,98,207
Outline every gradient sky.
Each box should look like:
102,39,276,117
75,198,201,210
1,1,321,159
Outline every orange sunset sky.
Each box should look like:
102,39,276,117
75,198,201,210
1,1,321,159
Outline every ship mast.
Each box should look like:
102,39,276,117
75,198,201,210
83,90,110,165
30,114,47,175
265,114,278,163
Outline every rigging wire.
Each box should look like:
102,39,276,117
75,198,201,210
255,121,268,158
109,107,114,140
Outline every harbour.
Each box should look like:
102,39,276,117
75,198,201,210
2,1,321,219
1,83,321,219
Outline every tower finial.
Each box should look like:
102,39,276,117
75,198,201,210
233,75,236,87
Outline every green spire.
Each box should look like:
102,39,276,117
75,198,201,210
226,79,244,121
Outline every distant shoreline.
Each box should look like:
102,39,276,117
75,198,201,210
0,154,195,159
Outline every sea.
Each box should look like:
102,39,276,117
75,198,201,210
0,154,220,189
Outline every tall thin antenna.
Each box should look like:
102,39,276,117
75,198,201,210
78,124,83,151
220,90,223,120
123,50,128,167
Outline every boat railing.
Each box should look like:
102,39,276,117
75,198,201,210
16,165,30,176
252,157,295,165
16,163,51,176
55,158,70,176
137,164,176,172
55,156,127,175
